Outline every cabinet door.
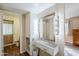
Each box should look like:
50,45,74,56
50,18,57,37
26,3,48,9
73,29,79,45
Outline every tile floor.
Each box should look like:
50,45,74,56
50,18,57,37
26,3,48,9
64,42,79,56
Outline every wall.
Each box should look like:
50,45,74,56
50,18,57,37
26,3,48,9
55,4,64,56
20,15,26,53
21,13,30,53
30,13,39,55
65,3,79,19
24,13,30,38
19,12,39,55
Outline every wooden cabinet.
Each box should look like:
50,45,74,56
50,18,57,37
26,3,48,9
72,29,79,46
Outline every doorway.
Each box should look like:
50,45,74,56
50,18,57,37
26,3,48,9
3,19,20,56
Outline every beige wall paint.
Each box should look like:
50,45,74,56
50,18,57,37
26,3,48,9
3,14,20,42
65,16,79,43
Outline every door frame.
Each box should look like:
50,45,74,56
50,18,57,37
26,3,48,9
0,13,23,56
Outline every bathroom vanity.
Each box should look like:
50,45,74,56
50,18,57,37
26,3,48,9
33,39,59,56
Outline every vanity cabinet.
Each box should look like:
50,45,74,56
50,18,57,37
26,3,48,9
72,29,79,46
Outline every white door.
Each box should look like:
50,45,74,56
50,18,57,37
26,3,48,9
0,14,4,56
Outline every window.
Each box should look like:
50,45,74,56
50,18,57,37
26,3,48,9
3,20,13,35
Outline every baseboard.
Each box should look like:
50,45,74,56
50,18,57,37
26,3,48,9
65,41,73,44
20,51,30,56
20,50,26,54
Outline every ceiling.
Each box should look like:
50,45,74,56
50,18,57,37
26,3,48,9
0,3,55,14
65,3,79,19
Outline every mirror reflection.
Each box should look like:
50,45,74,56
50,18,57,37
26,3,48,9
39,14,55,41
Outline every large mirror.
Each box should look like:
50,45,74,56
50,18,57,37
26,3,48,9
39,14,55,41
